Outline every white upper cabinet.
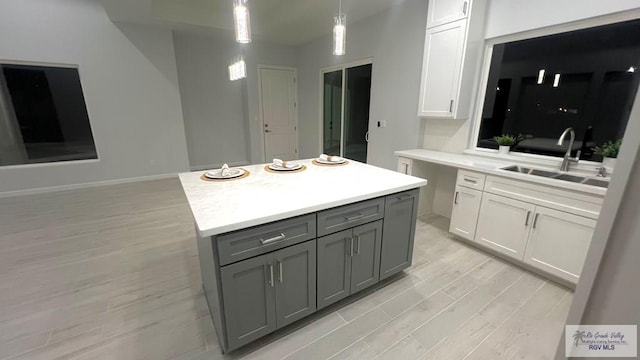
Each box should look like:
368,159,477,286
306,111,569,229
418,20,467,118
427,0,470,28
418,0,487,119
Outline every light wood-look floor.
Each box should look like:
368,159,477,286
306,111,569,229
0,178,572,360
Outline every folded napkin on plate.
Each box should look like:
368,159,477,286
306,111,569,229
273,158,296,168
319,154,344,162
220,163,231,177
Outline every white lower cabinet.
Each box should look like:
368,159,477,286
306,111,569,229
449,185,482,241
523,206,596,283
474,193,535,259
471,191,596,284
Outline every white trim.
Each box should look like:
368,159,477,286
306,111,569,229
319,57,374,157
257,64,298,162
190,160,250,171
0,172,178,198
469,10,640,154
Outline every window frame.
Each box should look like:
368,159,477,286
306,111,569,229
468,11,640,168
0,59,100,169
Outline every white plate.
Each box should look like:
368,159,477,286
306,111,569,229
316,158,346,165
204,168,245,179
268,163,302,171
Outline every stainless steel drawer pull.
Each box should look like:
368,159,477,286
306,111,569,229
462,1,468,15
354,235,360,254
454,191,459,205
533,213,540,228
449,99,454,113
278,260,283,283
260,233,286,245
345,214,365,221
268,264,274,287
348,237,354,257
525,211,531,226
464,178,477,183
396,194,412,201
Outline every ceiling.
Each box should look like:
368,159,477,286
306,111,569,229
101,0,406,45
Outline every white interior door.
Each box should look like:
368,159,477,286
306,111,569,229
260,67,297,161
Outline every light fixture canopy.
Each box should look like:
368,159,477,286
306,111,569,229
229,58,246,81
333,13,346,56
233,0,251,44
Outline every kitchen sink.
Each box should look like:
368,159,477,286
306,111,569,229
500,165,609,188
554,174,586,182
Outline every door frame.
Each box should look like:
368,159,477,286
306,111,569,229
258,64,298,163
318,57,373,157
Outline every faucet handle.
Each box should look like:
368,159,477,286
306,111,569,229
596,166,607,177
575,150,581,159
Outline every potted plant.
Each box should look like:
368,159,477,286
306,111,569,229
593,139,622,168
493,134,524,154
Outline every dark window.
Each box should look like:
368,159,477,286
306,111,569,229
0,63,97,166
477,19,640,161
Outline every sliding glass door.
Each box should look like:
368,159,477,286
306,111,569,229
322,62,372,162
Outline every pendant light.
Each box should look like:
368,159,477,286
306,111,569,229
333,0,346,56
233,0,251,43
229,56,246,81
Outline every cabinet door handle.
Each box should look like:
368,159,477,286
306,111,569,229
260,233,286,245
533,213,540,229
454,191,459,205
449,99,454,113
463,1,468,15
525,211,531,226
354,235,360,254
404,163,409,174
348,237,354,257
268,264,274,287
277,260,283,283
345,214,365,221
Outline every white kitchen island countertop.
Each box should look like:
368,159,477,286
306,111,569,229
179,159,427,237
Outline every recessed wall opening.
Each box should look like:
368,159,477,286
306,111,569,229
0,62,97,166
476,19,640,161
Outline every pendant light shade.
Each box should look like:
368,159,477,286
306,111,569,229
333,13,346,56
233,0,251,44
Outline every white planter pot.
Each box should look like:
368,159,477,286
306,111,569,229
602,157,616,169
498,146,511,155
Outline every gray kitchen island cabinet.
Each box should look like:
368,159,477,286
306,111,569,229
181,159,426,353
220,240,316,350
317,220,383,309
380,189,420,280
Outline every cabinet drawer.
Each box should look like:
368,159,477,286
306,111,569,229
317,198,385,237
217,214,316,266
456,169,486,190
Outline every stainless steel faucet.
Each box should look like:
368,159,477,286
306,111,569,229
557,127,580,171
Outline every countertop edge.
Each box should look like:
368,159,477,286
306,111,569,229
196,181,426,238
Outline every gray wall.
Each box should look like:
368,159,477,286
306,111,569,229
173,30,298,169
0,0,190,193
297,0,428,170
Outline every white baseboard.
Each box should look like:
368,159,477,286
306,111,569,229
190,161,251,171
0,173,178,198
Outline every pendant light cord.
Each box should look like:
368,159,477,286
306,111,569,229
339,0,342,15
